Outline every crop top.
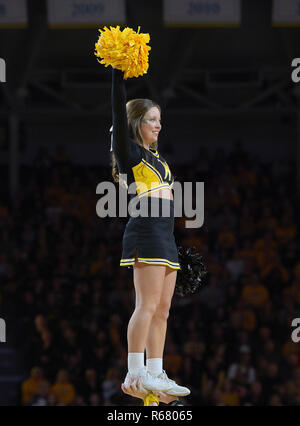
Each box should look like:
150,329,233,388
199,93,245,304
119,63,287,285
111,68,175,200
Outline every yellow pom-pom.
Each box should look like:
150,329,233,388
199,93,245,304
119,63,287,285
94,25,151,79
143,392,159,406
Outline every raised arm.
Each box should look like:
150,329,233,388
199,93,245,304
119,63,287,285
111,68,141,169
111,68,129,166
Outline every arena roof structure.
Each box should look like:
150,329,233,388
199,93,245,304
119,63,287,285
1,0,300,196
0,0,299,118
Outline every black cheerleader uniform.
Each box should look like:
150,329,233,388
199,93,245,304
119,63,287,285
111,68,180,271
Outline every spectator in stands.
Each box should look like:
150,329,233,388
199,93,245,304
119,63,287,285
81,368,101,404
284,367,300,403
2,142,298,406
225,249,245,282
242,381,265,406
241,273,269,309
268,394,282,406
47,393,57,406
50,369,75,405
21,367,47,405
102,367,122,404
31,380,50,406
89,393,101,406
219,378,239,406
227,345,256,387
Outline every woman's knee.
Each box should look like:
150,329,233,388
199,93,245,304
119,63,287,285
153,303,171,322
135,302,159,318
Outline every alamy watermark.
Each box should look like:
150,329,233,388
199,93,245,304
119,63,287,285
0,57,6,83
96,177,204,229
291,58,300,83
0,318,6,342
291,318,300,343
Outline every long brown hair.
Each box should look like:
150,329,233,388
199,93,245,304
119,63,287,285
111,99,161,187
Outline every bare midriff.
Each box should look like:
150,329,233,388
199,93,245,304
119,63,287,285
143,187,173,200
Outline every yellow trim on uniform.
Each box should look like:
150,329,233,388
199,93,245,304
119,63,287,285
138,259,180,270
138,184,171,199
131,153,173,198
132,161,161,196
132,159,173,199
120,257,180,270
145,151,172,182
141,159,164,183
154,157,171,181
149,149,159,158
138,257,180,266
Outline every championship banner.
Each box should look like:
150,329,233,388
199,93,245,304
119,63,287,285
47,0,125,28
0,0,27,28
272,0,300,26
163,0,241,27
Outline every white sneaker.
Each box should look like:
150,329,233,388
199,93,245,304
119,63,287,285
124,367,173,392
157,370,190,396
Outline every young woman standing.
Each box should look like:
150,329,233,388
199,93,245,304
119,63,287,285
111,67,189,397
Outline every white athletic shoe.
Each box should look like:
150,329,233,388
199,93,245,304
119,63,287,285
157,370,190,396
124,367,173,393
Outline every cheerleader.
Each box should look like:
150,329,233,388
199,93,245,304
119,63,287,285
96,26,190,397
111,67,189,396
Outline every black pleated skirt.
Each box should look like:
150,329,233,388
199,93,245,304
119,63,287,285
120,197,181,270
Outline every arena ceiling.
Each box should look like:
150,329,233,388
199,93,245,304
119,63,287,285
0,0,300,117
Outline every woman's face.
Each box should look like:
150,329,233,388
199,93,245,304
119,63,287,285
140,106,161,146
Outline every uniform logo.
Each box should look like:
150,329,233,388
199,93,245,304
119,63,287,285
162,162,171,181
157,158,171,181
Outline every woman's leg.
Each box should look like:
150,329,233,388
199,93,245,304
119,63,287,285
145,267,177,360
127,251,167,353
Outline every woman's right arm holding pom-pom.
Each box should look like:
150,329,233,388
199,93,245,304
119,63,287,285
111,68,130,168
111,68,142,172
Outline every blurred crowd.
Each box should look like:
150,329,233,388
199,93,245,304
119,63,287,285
1,140,300,406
